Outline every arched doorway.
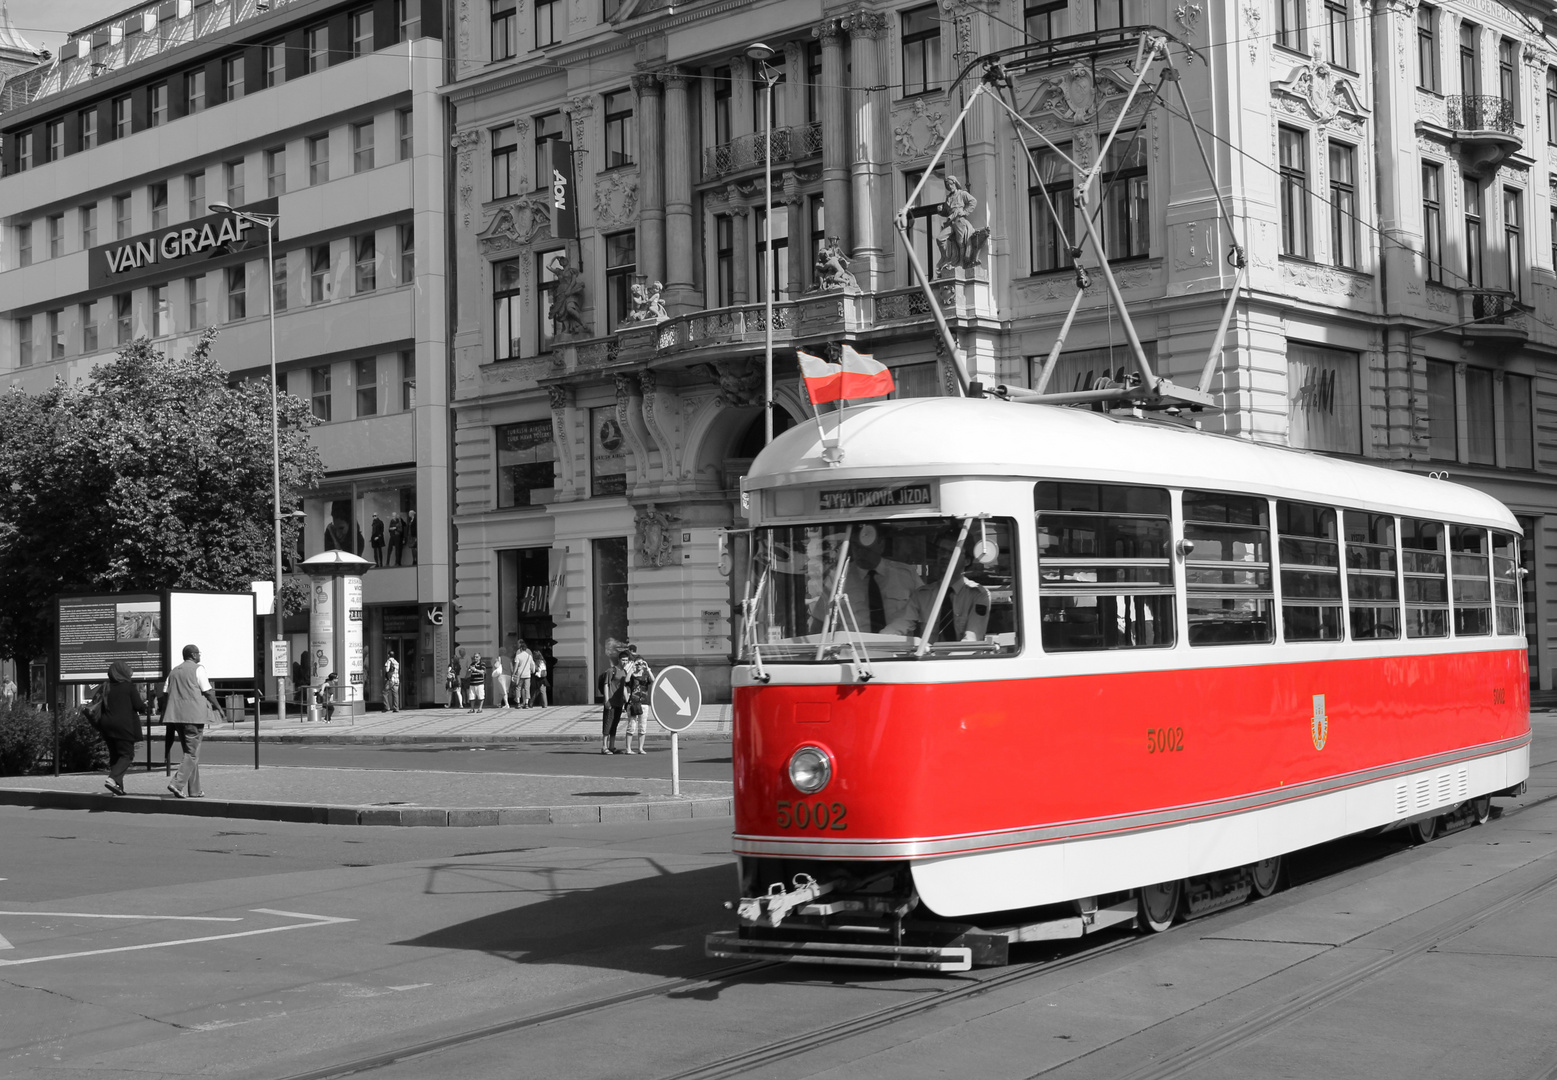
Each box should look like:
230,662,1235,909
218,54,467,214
733,404,797,459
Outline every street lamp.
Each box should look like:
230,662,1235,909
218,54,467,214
210,201,287,725
747,41,779,445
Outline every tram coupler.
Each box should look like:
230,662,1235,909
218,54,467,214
730,873,834,928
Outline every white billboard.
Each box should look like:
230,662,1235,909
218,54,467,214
165,590,257,680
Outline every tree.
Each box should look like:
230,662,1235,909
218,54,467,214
0,332,323,665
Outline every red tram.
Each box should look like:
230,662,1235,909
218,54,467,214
706,397,1530,971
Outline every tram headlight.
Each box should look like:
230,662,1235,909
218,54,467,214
788,746,832,794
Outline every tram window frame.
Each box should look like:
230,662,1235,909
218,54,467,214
1182,491,1274,646
1343,510,1401,640
1491,530,1521,635
1450,525,1492,636
1401,517,1449,638
1035,481,1175,653
1277,500,1343,642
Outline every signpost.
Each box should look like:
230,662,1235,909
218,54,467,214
649,666,702,796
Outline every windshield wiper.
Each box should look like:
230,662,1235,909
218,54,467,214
915,517,975,658
815,538,874,681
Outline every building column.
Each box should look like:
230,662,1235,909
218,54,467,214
633,72,666,287
813,17,852,258
841,9,889,290
728,199,751,304
784,186,807,296
662,68,698,312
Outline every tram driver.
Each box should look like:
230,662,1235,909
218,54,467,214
887,530,993,643
811,524,922,634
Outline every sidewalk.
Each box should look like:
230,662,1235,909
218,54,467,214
201,703,734,744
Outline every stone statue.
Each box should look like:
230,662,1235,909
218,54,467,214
812,237,858,291
636,503,678,568
628,279,669,322
704,359,765,407
547,251,587,338
936,175,990,274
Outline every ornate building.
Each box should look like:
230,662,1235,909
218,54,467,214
426,0,1552,700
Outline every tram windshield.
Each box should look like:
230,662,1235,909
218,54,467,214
741,516,1019,662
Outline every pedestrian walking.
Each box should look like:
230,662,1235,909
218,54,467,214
466,653,487,712
598,646,630,754
514,640,535,710
98,660,149,796
383,654,401,712
162,644,221,798
492,646,511,711
318,672,339,723
531,648,549,708
1,674,17,708
446,658,463,709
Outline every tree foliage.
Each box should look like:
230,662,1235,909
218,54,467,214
0,332,322,663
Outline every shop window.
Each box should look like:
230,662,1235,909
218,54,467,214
590,405,627,496
1286,343,1361,454
497,420,557,507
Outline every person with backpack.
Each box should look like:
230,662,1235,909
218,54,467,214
383,654,401,712
318,672,339,723
93,660,150,796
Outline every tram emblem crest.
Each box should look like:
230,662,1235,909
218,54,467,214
1311,694,1329,751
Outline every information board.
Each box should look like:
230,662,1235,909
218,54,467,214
57,593,164,683
165,590,257,680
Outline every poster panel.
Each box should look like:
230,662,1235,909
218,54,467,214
57,593,164,683
309,578,335,685
165,590,256,680
343,575,364,702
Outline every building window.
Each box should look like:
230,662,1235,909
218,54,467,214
80,204,97,249
755,207,789,302
493,258,522,360
224,54,245,101
16,318,30,366
536,0,559,47
81,301,99,353
45,119,63,162
355,357,377,417
1459,23,1479,97
355,233,376,292
713,67,732,146
806,41,823,124
47,214,63,258
47,310,63,360
1463,175,1482,287
1325,0,1351,68
353,121,374,173
1547,68,1557,145
1276,0,1305,51
350,9,374,57
151,284,170,337
264,41,285,87
186,69,206,113
1093,1,1144,30
1422,163,1443,282
398,108,413,159
307,26,329,72
396,0,421,40
15,222,30,267
751,52,788,139
603,91,634,168
1277,126,1308,258
113,194,131,240
1465,366,1494,465
226,160,244,206
1024,1,1068,40
115,293,133,343
308,135,330,185
537,253,558,352
267,147,286,197
150,83,169,127
399,223,414,282
186,170,205,221
534,112,565,186
150,182,168,229
1029,142,1073,273
903,168,946,283
311,244,333,301
1551,205,1557,276
15,130,30,171
79,108,98,150
714,214,734,306
604,230,636,331
1499,38,1517,114
400,350,415,409
273,254,288,311
187,275,207,329
311,365,332,421
809,195,827,286
1504,187,1523,296
491,125,518,198
1328,141,1358,269
1505,372,1534,469
1101,130,1149,260
901,5,941,96
227,265,246,320
496,421,557,507
114,96,132,138
1417,6,1438,92
1425,359,1456,460
491,0,516,60
1287,343,1361,454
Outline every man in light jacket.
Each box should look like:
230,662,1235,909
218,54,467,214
162,644,221,799
514,640,536,709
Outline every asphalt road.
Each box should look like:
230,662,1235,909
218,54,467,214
2,719,1554,1080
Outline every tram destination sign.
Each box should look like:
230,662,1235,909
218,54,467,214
88,199,279,290
818,484,934,512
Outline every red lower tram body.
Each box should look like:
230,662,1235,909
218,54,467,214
708,650,1531,970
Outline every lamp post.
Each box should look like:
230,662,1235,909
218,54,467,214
747,41,779,445
210,202,286,725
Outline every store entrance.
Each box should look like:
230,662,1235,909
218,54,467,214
380,606,421,709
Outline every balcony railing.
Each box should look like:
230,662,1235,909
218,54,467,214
1468,289,1515,322
1446,95,1515,134
703,121,824,179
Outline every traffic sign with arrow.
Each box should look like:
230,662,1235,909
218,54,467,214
650,666,702,733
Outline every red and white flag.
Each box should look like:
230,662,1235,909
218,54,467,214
797,345,895,405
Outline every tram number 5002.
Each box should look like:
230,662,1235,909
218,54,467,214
1146,727,1185,754
777,800,848,830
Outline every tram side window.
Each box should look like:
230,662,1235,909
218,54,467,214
1492,531,1521,635
1035,482,1174,652
1401,518,1449,638
1278,501,1343,642
1343,511,1401,639
1183,491,1273,645
1450,525,1492,636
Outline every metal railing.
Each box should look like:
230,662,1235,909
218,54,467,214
1468,289,1516,323
1446,95,1515,134
702,121,824,179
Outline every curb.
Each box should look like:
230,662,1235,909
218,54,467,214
0,788,733,827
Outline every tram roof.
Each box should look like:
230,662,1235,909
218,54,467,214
747,398,1518,529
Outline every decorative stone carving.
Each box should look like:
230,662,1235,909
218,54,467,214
893,98,946,160
704,359,765,407
1270,45,1367,125
546,251,587,338
635,504,678,568
548,385,576,494
1176,3,1202,33
628,279,668,322
1171,221,1214,271
1025,62,1137,124
593,170,639,228
812,237,858,291
478,196,553,252
936,176,989,274
840,9,887,39
1280,260,1371,299
812,18,843,45
566,94,594,149
450,129,480,228
1243,2,1262,63
630,71,661,97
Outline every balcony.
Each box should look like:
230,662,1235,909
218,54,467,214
1445,95,1521,174
702,122,823,180
1459,288,1527,344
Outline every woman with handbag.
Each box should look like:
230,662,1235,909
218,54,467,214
97,660,149,796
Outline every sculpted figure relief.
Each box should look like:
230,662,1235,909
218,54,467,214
936,176,990,274
812,237,858,291
547,251,588,338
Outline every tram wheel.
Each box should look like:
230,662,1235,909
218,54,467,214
1472,796,1492,826
1137,879,1182,933
1249,856,1283,899
1409,815,1439,845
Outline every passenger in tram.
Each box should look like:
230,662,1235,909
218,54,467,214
889,532,993,642
813,525,922,634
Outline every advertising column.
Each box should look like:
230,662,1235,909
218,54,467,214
300,550,372,719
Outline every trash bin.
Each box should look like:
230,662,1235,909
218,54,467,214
224,693,244,724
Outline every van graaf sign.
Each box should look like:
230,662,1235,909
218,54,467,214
87,199,279,290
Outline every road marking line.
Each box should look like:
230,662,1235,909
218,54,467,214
0,910,354,967
0,932,11,950
0,911,242,921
